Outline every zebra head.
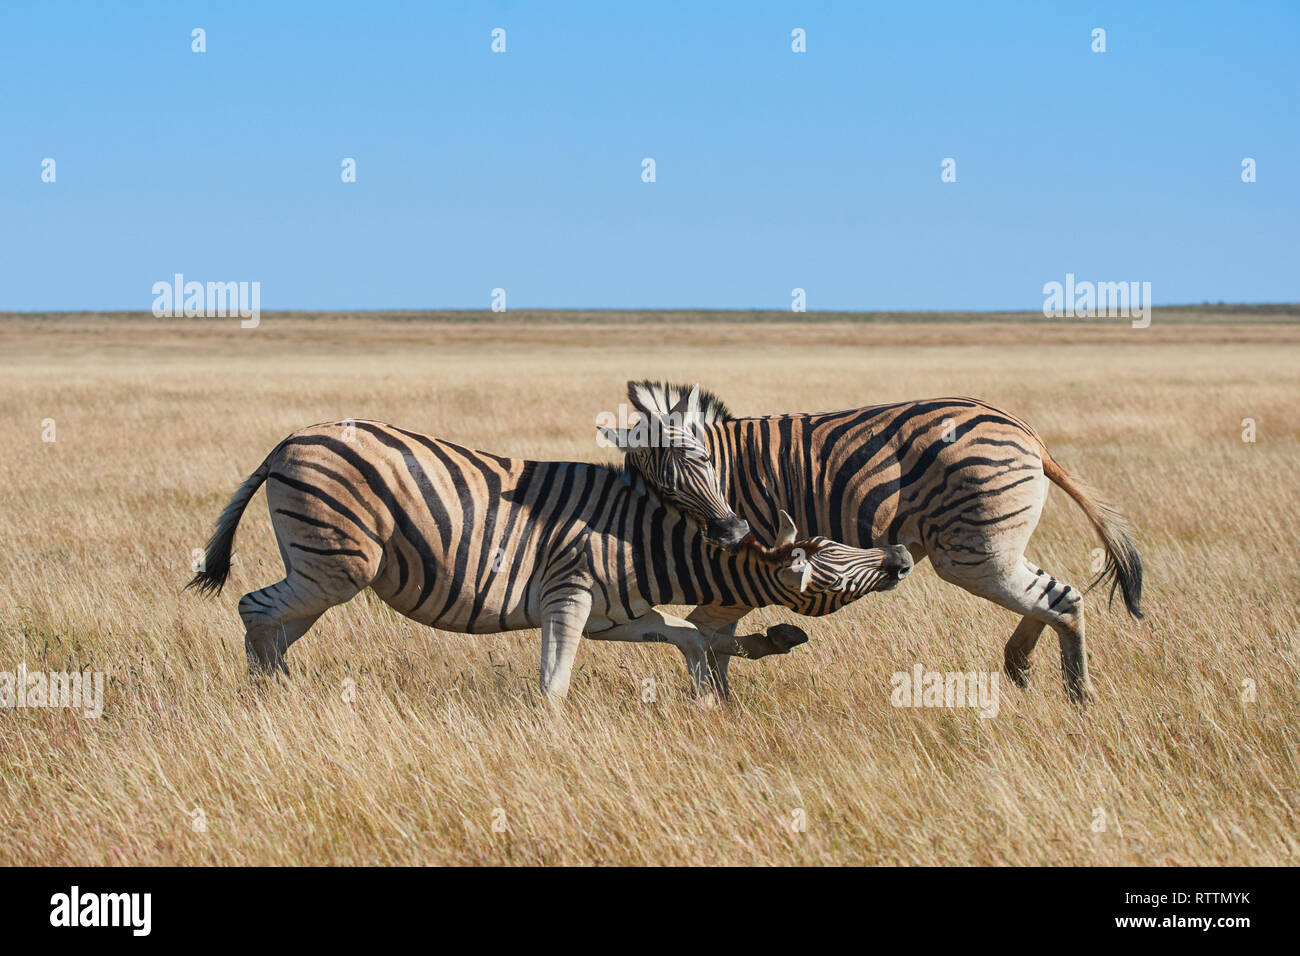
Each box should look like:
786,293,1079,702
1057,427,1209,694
599,383,750,550
766,510,914,614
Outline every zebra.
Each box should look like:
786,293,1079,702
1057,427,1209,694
620,381,1143,702
186,415,913,701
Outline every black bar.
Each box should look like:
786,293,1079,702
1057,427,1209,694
0,866,1273,942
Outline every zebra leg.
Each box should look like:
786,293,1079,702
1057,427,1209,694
598,608,804,700
686,606,811,698
537,586,592,704
1004,616,1046,687
687,605,748,700
244,474,383,676
935,556,1091,702
238,578,337,677
704,646,732,700
594,609,713,698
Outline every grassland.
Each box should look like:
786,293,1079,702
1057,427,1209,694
1,312,1297,865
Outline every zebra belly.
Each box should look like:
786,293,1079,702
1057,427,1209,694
368,547,540,634
584,589,651,634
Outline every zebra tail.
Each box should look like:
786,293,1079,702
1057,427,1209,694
185,445,280,597
1040,448,1144,620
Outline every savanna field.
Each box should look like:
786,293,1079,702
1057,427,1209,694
1,310,1297,866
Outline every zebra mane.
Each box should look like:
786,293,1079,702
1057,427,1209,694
741,537,828,563
627,380,732,424
602,456,648,492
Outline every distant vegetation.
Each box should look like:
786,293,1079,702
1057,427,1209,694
3,303,1298,325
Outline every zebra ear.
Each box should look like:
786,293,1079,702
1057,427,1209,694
667,383,701,422
777,561,812,593
684,384,702,426
776,510,798,547
627,380,661,417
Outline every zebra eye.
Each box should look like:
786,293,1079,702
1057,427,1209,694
829,574,848,592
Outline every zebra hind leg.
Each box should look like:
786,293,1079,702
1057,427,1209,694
686,605,751,701
238,578,337,677
591,609,713,700
1004,615,1046,688
937,556,1092,703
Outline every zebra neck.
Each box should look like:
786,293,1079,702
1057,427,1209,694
712,545,782,608
646,518,780,610
705,418,808,539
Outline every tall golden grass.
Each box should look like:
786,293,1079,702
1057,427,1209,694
1,314,1296,865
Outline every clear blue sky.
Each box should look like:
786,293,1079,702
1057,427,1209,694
2,0,1296,311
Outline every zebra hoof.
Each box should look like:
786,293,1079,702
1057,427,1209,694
1004,658,1030,688
1063,679,1096,706
767,623,809,654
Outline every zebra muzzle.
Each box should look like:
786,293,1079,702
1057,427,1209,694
886,547,914,581
705,516,751,551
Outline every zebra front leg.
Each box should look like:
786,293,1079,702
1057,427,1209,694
712,623,810,658
703,647,731,700
537,586,593,704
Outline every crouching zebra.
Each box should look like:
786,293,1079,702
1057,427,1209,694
187,416,912,701
622,381,1144,702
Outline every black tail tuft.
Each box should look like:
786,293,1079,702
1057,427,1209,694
185,451,277,598
1041,448,1144,621
185,494,245,596
1087,521,1144,620
186,522,235,596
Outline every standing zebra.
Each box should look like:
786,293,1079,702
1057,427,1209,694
622,381,1143,702
187,414,912,700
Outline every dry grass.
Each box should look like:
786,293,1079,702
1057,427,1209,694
1,314,1297,865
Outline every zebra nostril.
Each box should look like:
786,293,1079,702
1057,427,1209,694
890,547,914,580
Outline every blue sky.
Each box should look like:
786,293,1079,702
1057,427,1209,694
2,0,1296,311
